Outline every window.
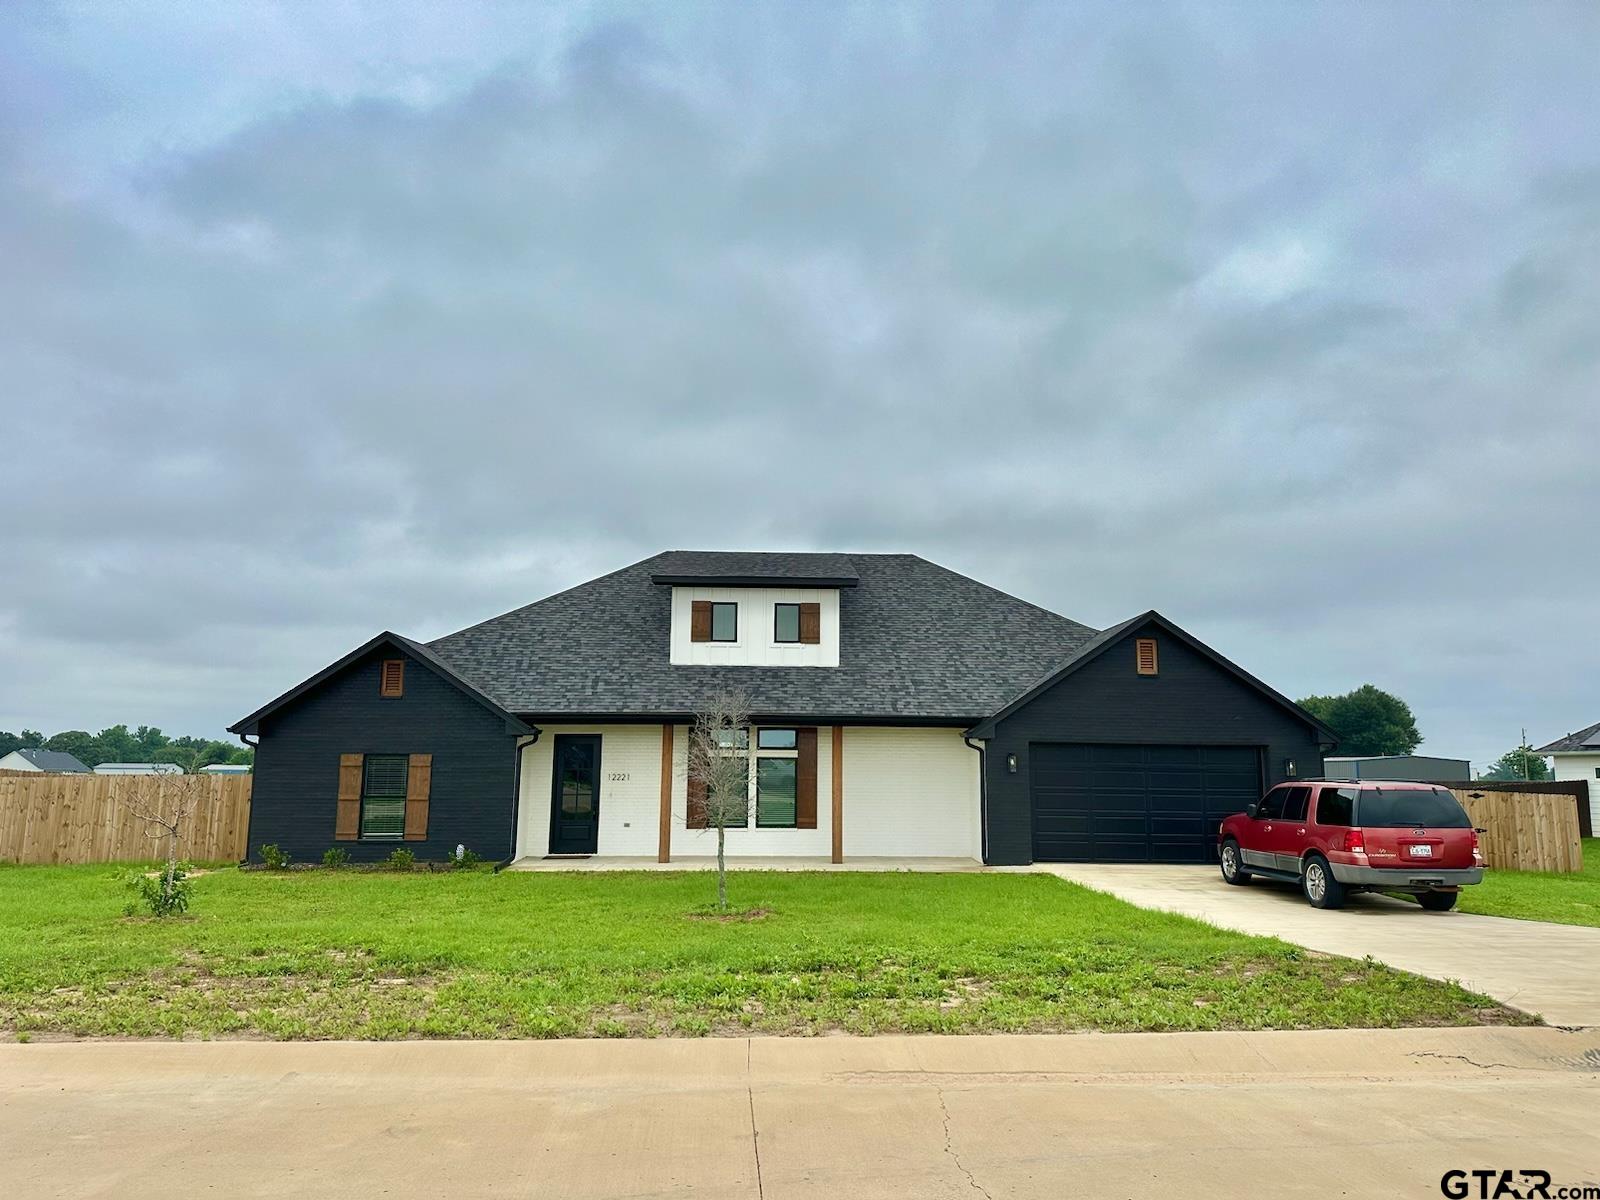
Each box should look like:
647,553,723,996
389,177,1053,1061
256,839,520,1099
361,754,408,838
380,659,404,697
1314,787,1357,827
1354,787,1471,829
1135,638,1158,675
1594,767,1599,780
774,603,801,643
1279,786,1311,822
754,728,799,827
1256,787,1285,819
757,759,797,827
711,602,737,642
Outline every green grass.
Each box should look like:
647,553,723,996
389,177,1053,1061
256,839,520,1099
1449,838,1600,927
0,864,1523,1040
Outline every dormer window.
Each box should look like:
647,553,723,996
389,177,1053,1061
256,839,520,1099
775,603,800,643
692,601,739,643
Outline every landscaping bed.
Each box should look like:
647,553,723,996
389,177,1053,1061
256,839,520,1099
0,864,1526,1040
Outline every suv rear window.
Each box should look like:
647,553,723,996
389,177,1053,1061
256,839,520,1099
1355,787,1471,829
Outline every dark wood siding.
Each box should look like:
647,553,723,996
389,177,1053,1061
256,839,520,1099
983,621,1325,865
247,646,518,864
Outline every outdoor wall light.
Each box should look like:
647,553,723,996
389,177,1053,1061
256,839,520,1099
1284,758,1298,778
1006,753,1018,774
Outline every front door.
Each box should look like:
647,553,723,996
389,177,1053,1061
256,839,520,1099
549,735,601,854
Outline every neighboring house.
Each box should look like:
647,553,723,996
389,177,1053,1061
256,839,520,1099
200,763,252,774
0,748,91,773
93,762,184,776
1534,721,1600,831
230,552,1336,867
1324,754,1470,782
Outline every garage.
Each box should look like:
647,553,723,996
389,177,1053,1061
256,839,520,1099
1029,743,1262,863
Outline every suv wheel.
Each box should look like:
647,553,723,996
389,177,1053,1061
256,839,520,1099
1302,855,1346,910
1220,839,1250,886
1418,891,1458,912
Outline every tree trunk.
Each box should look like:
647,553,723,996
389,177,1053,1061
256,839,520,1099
716,823,727,910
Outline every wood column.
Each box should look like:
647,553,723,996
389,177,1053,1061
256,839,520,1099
831,725,844,863
658,723,674,862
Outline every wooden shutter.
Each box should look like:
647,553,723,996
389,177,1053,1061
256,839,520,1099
1135,638,1159,676
404,753,432,841
798,603,821,644
380,659,404,697
690,601,713,643
687,774,708,828
795,727,818,828
335,753,363,840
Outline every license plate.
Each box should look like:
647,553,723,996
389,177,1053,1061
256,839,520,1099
1409,844,1433,858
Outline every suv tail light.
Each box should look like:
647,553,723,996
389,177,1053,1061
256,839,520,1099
1470,828,1483,864
1342,828,1365,854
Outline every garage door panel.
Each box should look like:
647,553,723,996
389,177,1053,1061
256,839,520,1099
1031,743,1261,863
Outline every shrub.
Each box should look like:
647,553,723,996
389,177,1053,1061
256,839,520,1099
259,844,291,870
322,847,350,868
444,844,483,869
385,847,415,870
123,862,193,918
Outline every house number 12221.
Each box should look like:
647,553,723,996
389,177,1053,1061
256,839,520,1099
608,772,630,782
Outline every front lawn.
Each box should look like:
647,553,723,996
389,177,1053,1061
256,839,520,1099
1448,838,1600,927
0,865,1522,1040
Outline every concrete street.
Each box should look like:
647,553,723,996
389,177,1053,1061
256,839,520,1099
4,1027,1597,1199
1043,864,1600,1026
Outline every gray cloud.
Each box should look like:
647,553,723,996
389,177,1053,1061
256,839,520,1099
1,1,1597,766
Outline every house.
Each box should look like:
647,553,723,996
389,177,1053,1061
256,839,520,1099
1534,721,1600,832
230,552,1336,867
1323,754,1470,782
93,762,184,776
0,748,92,773
200,763,252,774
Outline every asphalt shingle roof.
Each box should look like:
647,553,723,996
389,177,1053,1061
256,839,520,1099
1535,720,1600,754
648,550,859,586
429,552,1099,721
6,748,91,772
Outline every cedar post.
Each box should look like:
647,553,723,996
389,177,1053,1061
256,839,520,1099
658,724,674,862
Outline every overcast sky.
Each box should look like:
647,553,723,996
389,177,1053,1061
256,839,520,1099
1,2,1596,768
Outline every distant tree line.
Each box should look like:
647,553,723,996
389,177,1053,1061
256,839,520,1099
1297,685,1549,780
0,726,252,773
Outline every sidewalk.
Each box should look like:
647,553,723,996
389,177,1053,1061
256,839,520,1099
5,1027,1597,1198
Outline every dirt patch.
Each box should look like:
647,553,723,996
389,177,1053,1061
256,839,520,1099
685,907,772,923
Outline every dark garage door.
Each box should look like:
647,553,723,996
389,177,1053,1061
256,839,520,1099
1030,744,1263,863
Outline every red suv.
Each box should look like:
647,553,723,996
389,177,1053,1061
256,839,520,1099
1217,780,1484,910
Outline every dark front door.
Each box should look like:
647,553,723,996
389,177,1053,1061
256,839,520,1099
1030,743,1262,863
549,735,601,854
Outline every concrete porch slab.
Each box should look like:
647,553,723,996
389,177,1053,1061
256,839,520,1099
504,855,986,872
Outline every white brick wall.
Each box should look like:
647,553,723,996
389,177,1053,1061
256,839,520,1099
841,727,981,858
516,725,665,858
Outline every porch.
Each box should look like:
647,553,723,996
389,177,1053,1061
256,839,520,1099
503,855,987,872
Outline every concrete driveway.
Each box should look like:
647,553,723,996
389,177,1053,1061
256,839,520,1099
4,1028,1598,1199
1045,865,1600,1026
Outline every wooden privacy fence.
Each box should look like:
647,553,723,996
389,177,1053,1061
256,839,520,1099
1450,788,1584,873
0,773,252,864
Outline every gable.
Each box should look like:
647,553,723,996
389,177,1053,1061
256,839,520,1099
230,633,532,738
967,612,1335,744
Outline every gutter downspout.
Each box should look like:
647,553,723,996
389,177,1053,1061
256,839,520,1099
234,732,260,865
964,736,988,865
496,728,539,872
